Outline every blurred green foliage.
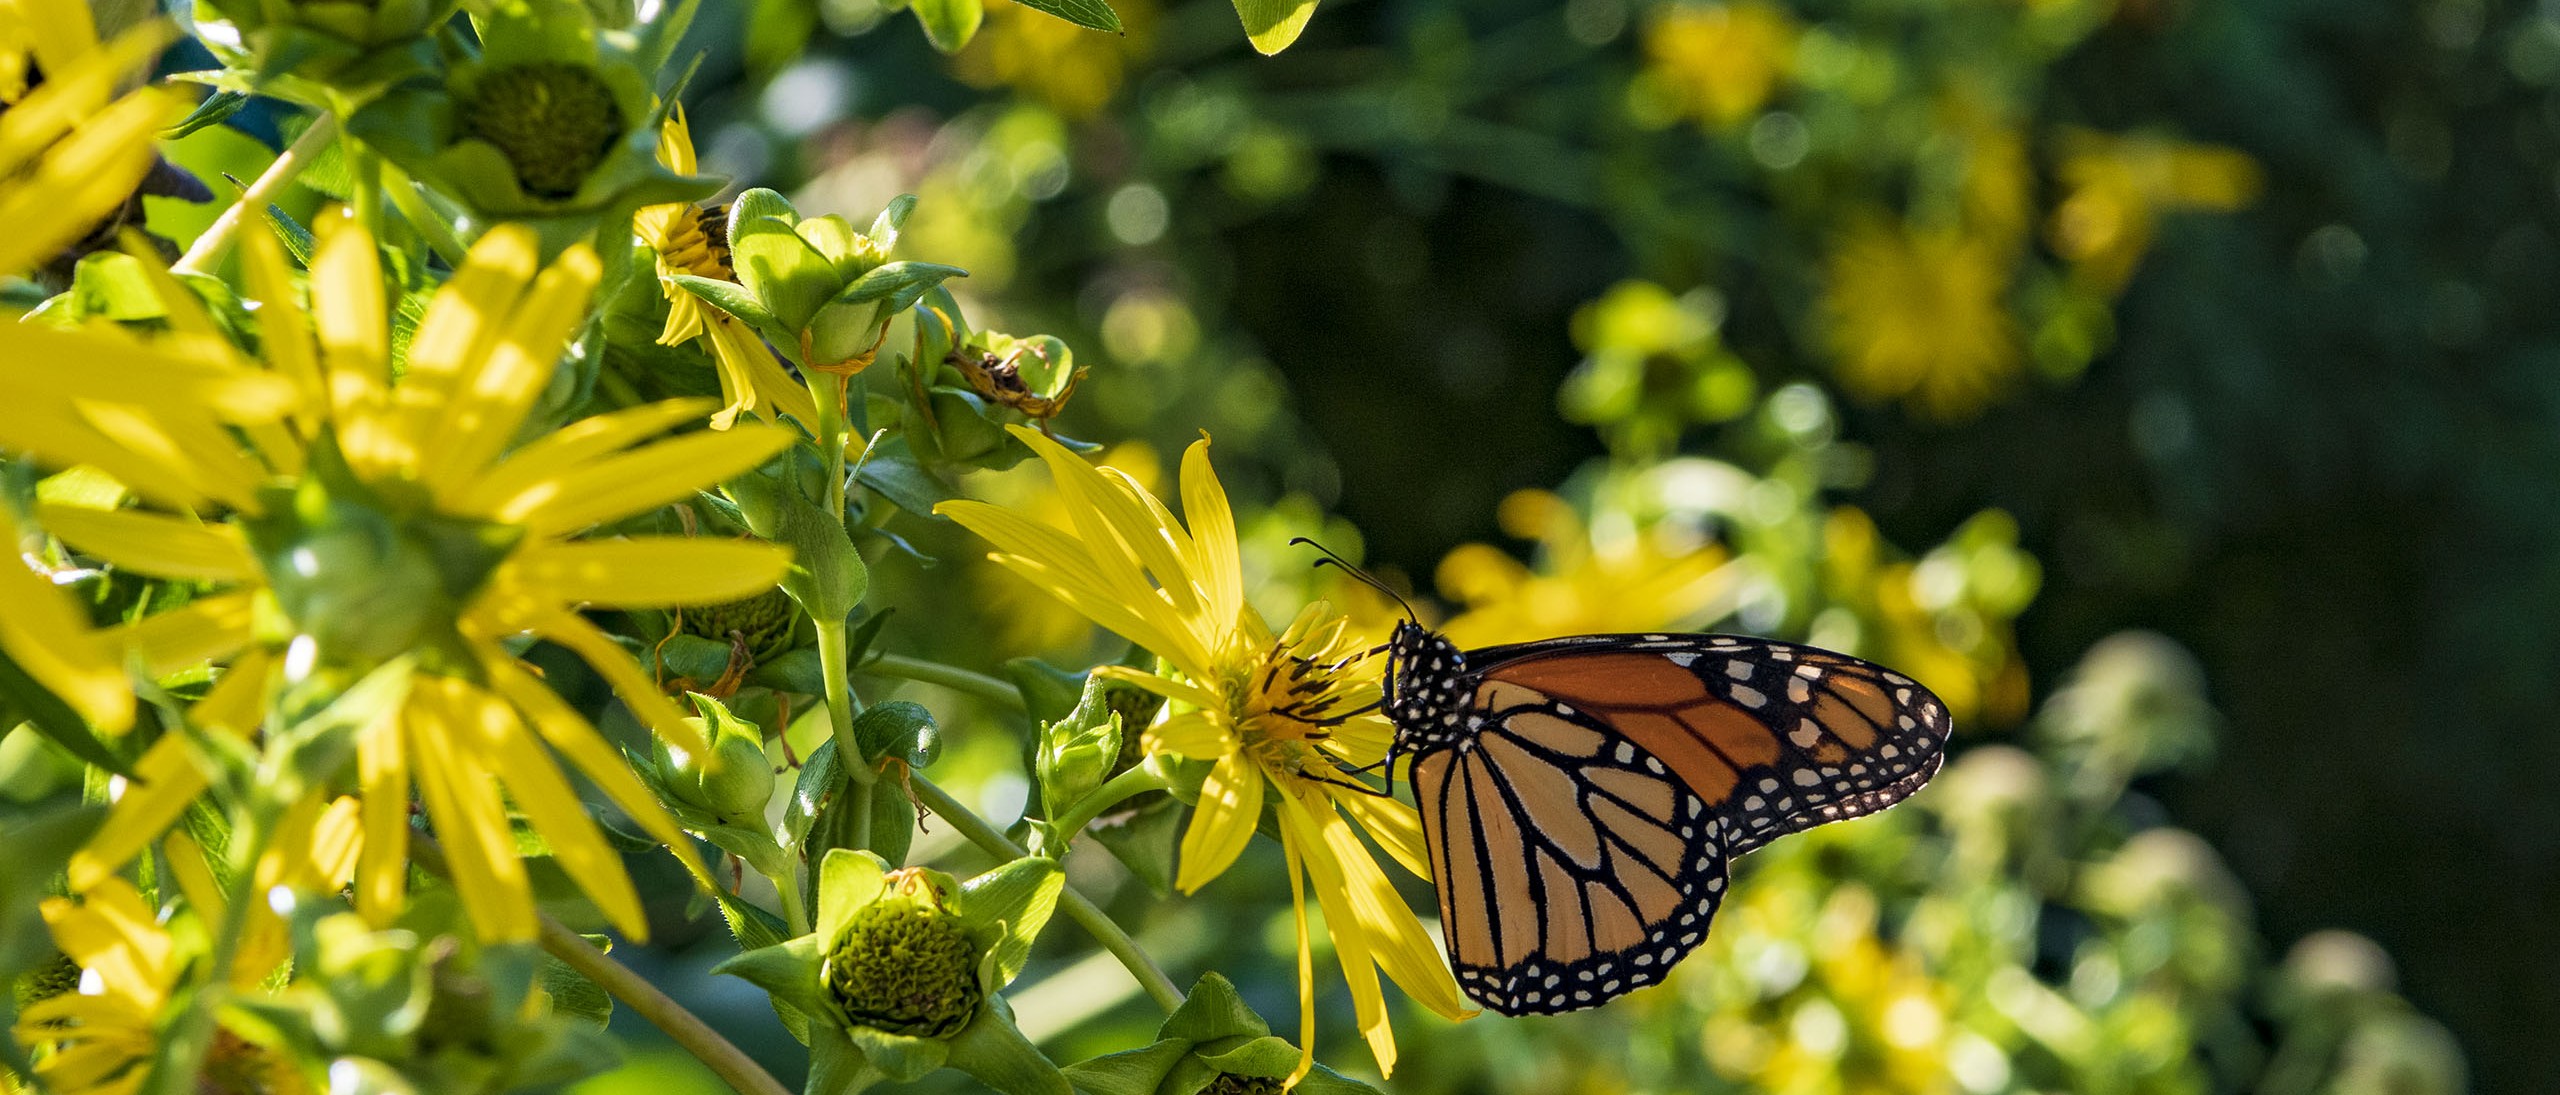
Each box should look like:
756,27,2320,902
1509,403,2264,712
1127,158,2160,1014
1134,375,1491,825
112,0,2550,1088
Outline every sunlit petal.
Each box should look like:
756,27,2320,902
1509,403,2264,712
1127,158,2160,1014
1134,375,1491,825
38,504,258,582
502,538,793,608
1176,750,1265,893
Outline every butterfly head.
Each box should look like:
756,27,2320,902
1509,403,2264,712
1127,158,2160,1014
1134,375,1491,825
1385,621,1474,752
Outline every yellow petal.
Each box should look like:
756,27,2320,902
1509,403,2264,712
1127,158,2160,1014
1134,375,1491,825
67,735,203,890
37,504,258,582
0,322,299,424
69,400,266,512
425,244,603,496
1135,705,1233,758
0,512,129,731
397,224,540,448
1329,783,1432,880
492,425,793,536
519,606,709,757
1175,749,1263,893
1008,426,1211,663
107,593,257,678
463,680,649,940
237,224,325,449
704,308,823,430
481,647,712,887
406,680,537,943
1178,436,1244,636
1296,784,1471,1023
1276,787,1393,1073
461,398,718,514
354,708,410,927
40,877,171,1004
501,538,793,608
941,499,1198,673
310,213,388,433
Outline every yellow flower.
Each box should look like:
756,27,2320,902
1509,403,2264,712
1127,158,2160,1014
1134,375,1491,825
634,106,820,431
1434,488,1735,649
2049,128,2261,295
1822,217,2019,418
7,216,794,945
938,425,1470,1077
1643,1,1797,129
0,0,181,278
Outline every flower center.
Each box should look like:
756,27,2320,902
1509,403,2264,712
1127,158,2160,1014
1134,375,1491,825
11,952,79,1009
1204,1075,1286,1095
823,882,982,1038
462,62,624,199
681,585,796,666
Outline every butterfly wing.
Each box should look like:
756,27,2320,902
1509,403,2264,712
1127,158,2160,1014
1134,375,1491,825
1411,634,1951,1015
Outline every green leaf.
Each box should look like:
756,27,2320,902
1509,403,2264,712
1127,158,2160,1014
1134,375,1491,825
668,273,785,337
714,889,795,954
853,441,955,517
0,804,102,975
851,701,940,769
163,89,249,139
908,0,986,51
867,194,919,250
867,771,916,868
834,261,970,313
1088,794,1184,897
1012,0,1122,32
539,950,614,1027
786,737,845,846
1232,0,1317,54
1060,1040,1189,1095
944,997,1070,1095
957,858,1062,986
711,935,836,1020
1158,972,1269,1044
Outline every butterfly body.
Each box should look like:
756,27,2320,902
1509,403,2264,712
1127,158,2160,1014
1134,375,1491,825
1382,622,1951,1016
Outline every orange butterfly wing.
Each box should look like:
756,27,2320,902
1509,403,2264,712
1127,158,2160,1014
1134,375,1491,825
1409,635,1950,1015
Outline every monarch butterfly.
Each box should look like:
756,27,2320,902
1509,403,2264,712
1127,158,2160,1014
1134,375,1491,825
1380,620,1951,1015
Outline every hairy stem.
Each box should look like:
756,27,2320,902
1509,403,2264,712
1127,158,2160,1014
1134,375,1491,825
174,112,336,276
907,774,1186,1013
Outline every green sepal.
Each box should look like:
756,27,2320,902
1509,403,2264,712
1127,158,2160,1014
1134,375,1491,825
668,274,789,343
1057,1039,1188,1095
868,194,918,248
944,995,1070,1095
815,848,893,942
956,858,1062,986
843,1019,950,1082
833,261,970,311
730,211,842,335
806,1033,880,1095
711,933,836,1021
538,950,614,1028
163,89,250,139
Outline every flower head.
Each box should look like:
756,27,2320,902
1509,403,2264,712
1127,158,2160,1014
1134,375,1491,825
719,851,1069,1092
1435,487,1735,649
1642,1,1797,129
633,107,820,431
1822,217,2019,418
12,216,794,945
2049,128,2261,296
939,425,1470,1077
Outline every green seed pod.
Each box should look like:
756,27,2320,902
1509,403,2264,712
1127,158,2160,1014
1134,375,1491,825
682,586,799,667
460,62,626,200
822,874,983,1038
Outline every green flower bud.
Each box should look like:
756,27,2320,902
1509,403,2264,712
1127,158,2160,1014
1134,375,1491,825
242,457,518,673
461,62,626,200
660,694,776,824
822,872,982,1038
682,587,799,667
806,298,886,365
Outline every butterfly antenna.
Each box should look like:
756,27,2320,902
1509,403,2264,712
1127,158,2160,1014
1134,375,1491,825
1291,537,1418,623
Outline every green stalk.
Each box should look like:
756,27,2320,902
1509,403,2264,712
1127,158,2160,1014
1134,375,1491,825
379,163,470,267
172,112,337,276
857,653,1028,714
908,773,1186,1014
1048,765,1169,845
411,837,795,1095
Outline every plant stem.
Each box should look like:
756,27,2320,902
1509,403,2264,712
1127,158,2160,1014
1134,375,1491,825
150,800,278,1095
907,773,1186,1014
536,919,796,1095
858,654,1027,714
379,163,470,267
175,112,336,276
1048,765,1169,845
411,836,794,1095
